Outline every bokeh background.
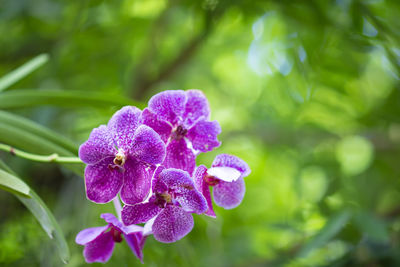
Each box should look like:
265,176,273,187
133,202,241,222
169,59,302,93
1,0,400,266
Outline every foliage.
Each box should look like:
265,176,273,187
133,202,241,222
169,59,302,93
1,0,400,266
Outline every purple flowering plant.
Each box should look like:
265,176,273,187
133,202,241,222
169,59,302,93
76,90,250,263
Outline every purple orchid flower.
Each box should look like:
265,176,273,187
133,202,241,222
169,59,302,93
141,90,221,175
79,106,166,204
194,154,251,217
121,168,208,243
75,213,146,263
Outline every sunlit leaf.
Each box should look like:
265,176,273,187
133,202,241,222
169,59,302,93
298,210,352,257
0,160,70,263
0,54,49,92
335,136,374,176
0,168,30,197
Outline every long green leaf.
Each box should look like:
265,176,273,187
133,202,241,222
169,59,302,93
0,54,49,92
0,168,30,197
0,89,143,109
0,160,70,263
0,111,84,175
0,110,78,154
297,210,352,257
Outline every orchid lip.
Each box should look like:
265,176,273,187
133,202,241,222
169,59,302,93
204,174,220,186
110,226,123,243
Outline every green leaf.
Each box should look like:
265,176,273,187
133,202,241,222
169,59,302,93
353,211,390,243
0,54,49,92
16,191,70,264
297,210,352,257
0,161,70,263
0,110,78,154
0,168,30,197
0,89,144,109
0,111,84,175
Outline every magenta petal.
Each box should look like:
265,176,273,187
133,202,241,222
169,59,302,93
141,108,173,143
213,178,245,209
83,231,115,263
148,90,186,124
107,106,141,149
187,120,221,152
151,165,166,192
176,190,207,214
120,160,152,205
101,213,143,235
152,205,194,243
85,159,123,203
163,139,195,175
125,232,146,263
158,168,207,214
79,125,115,164
211,154,251,177
131,125,166,165
183,90,210,127
75,226,109,245
122,202,162,225
194,165,216,217
158,168,194,193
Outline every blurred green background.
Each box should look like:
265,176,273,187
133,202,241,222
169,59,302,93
1,0,400,266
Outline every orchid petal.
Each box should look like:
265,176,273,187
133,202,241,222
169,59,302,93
131,125,166,165
187,120,221,152
148,90,186,125
101,213,143,235
207,167,241,182
108,106,141,150
194,165,216,217
79,125,115,165
183,90,210,127
175,190,208,214
213,178,245,209
85,158,123,204
158,168,194,194
125,232,146,263
83,231,115,263
152,205,194,243
163,139,195,175
141,108,172,143
75,226,109,245
122,202,162,225
120,160,153,205
212,154,251,177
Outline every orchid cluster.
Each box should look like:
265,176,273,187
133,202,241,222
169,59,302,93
76,90,250,263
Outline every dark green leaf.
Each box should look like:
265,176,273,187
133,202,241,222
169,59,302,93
353,211,390,244
0,89,143,109
0,111,84,175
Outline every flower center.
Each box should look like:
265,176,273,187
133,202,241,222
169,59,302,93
110,227,123,243
204,175,220,186
154,192,173,208
113,149,126,166
171,125,188,140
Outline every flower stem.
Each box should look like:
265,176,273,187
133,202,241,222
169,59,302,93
0,143,82,163
113,197,122,220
